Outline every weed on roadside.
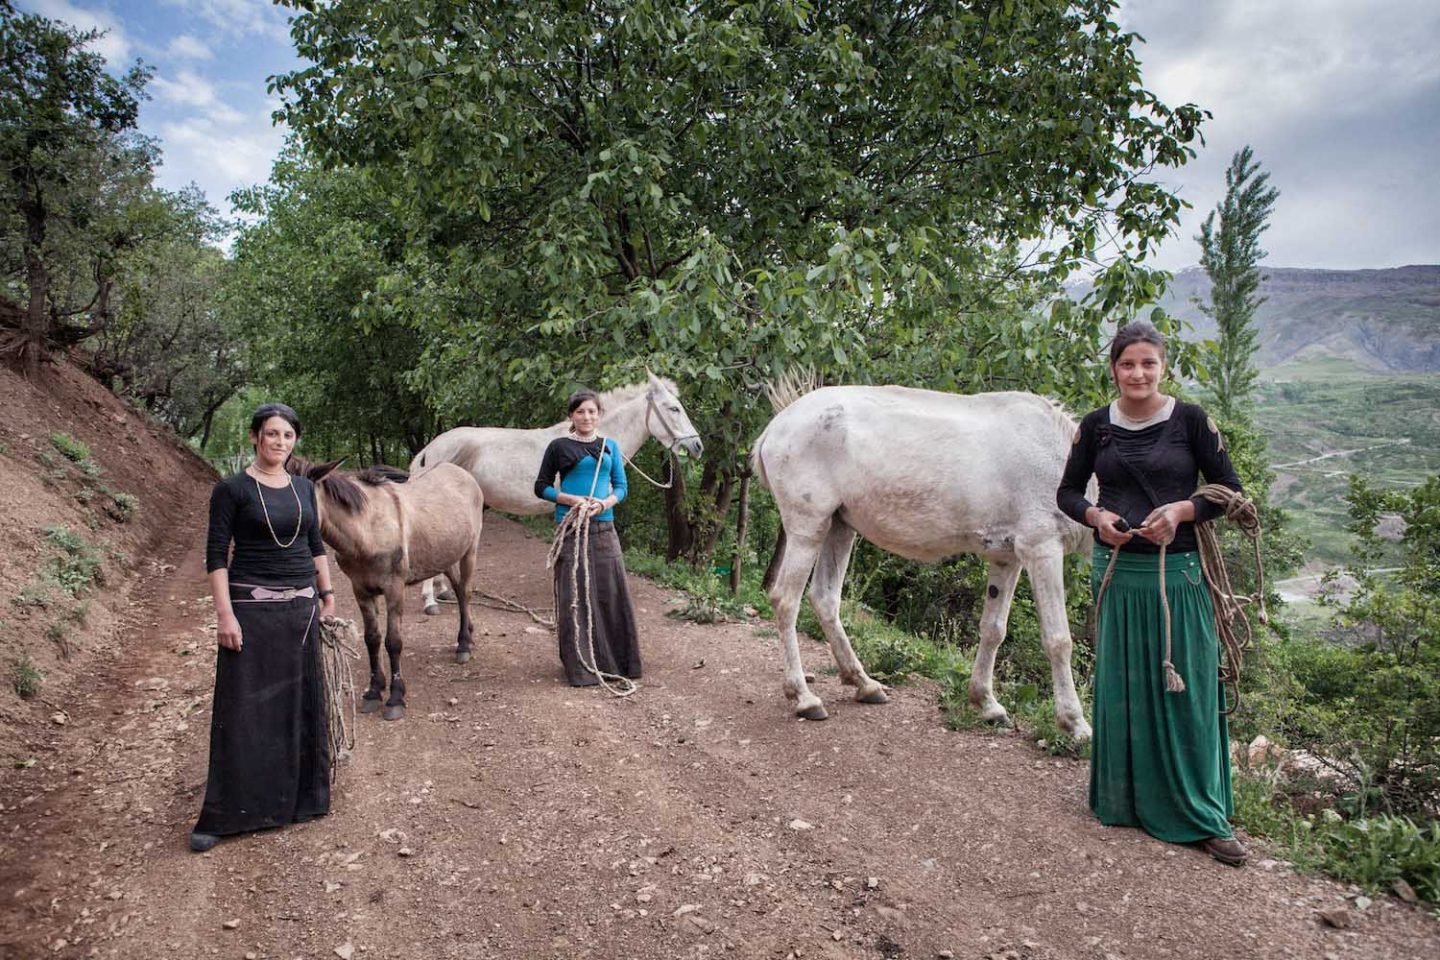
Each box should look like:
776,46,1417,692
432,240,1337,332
12,655,42,699
50,432,90,462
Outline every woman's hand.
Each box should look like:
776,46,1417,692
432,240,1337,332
1089,508,1134,548
320,594,336,619
217,610,243,651
1138,500,1194,546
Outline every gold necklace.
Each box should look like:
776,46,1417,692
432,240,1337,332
254,475,303,548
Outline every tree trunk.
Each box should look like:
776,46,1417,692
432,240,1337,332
729,470,751,594
762,526,786,593
664,451,694,562
15,199,52,376
696,466,735,565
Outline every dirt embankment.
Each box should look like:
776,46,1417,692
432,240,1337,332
1,360,1438,960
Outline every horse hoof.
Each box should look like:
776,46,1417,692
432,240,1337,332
983,711,1014,730
383,704,406,721
423,604,441,617
359,698,383,714
455,649,471,664
856,685,889,705
796,701,829,721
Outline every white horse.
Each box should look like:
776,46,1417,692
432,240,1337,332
751,385,1093,737
409,372,704,612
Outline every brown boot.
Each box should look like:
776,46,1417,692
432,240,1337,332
1199,836,1248,866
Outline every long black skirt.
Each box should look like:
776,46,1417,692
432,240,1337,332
552,522,642,686
194,584,330,837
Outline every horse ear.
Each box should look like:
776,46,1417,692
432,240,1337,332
311,458,346,482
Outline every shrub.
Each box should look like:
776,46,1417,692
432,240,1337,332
105,491,138,522
12,656,42,699
45,621,72,659
43,526,104,595
50,432,90,462
1316,815,1440,903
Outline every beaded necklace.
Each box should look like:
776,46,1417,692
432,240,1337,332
252,466,303,548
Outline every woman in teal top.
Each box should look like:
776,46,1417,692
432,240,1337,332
534,389,642,686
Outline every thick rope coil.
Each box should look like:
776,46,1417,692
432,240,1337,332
1093,484,1266,712
318,615,360,778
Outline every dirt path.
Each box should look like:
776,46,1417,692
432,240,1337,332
2,516,1437,960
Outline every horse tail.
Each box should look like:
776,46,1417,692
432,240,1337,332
750,428,787,593
764,364,819,413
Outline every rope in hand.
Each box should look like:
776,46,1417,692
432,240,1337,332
1093,483,1267,714
544,437,638,699
318,615,360,779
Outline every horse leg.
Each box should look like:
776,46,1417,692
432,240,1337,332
448,552,475,664
1024,545,1091,741
766,524,828,720
421,576,441,617
382,584,407,721
807,518,886,705
357,592,386,713
969,559,1023,727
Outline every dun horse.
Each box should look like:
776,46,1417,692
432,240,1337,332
409,372,703,613
293,460,485,720
752,386,1093,737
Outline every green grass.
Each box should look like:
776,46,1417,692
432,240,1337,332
1255,366,1440,566
49,432,90,462
42,526,104,595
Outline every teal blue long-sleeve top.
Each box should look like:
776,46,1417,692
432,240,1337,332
534,436,628,523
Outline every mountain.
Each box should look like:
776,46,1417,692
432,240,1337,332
1153,265,1440,372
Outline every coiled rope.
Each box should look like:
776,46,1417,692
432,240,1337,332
318,615,360,778
1093,483,1267,714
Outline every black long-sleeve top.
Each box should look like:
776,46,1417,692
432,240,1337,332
206,472,325,582
1056,400,1242,554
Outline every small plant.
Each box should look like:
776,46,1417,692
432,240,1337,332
12,580,52,610
77,458,102,479
43,526,104,595
45,621,72,659
74,487,94,505
667,596,732,624
50,432,90,462
12,655,42,699
1317,815,1440,903
62,602,89,626
105,491,138,522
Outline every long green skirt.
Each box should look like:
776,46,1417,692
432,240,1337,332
1089,544,1234,843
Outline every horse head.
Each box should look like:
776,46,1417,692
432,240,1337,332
645,371,704,458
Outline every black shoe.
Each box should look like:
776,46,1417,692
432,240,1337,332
189,831,220,852
1199,836,1248,866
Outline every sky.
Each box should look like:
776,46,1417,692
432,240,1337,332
18,0,1440,272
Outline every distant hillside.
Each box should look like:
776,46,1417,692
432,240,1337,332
1153,265,1440,372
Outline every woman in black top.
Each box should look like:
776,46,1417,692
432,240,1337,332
1056,322,1249,866
191,403,336,852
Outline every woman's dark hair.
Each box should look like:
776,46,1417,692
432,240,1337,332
566,389,602,415
1108,320,1167,365
249,402,303,439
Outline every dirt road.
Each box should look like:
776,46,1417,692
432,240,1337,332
2,516,1436,959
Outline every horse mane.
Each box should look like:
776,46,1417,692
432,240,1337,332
288,457,408,515
1040,395,1080,439
765,365,820,413
544,376,679,430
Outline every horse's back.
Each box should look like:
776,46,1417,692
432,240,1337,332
412,426,555,515
756,386,1082,559
398,462,484,581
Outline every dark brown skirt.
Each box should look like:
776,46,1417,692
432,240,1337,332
552,522,641,686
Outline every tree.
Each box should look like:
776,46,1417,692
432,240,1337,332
0,2,153,375
1196,145,1279,419
227,147,440,461
268,0,1209,556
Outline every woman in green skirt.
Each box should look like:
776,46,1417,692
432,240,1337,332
1056,321,1248,866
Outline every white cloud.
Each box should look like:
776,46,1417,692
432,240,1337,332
165,34,214,61
150,68,221,108
26,0,134,62
160,0,293,42
155,109,287,208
